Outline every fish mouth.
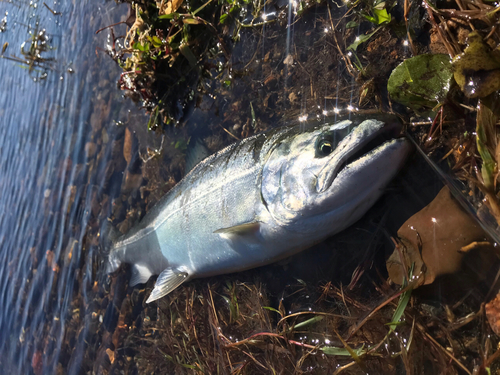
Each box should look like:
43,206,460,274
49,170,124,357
316,120,403,193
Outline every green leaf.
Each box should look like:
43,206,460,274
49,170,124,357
321,344,367,356
373,8,390,24
250,101,256,128
476,101,498,190
179,43,197,67
133,41,150,52
347,29,378,52
220,13,229,24
387,54,453,111
183,17,202,24
388,288,412,332
362,14,377,23
292,316,324,330
262,306,281,315
388,263,413,332
159,13,179,19
345,21,358,29
174,139,188,151
192,0,214,15
148,106,161,130
151,36,163,47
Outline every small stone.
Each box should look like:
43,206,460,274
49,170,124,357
264,75,277,89
122,170,143,194
90,111,103,133
123,127,133,164
118,220,130,235
102,128,109,144
283,54,294,65
85,142,97,158
106,348,115,364
32,350,43,375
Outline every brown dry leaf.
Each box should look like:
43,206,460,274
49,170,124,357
157,0,184,15
125,6,144,49
452,32,500,98
46,250,59,272
486,292,500,336
106,348,115,364
387,186,496,286
46,250,54,265
31,350,43,375
123,127,133,164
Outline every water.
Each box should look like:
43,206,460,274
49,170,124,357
0,0,405,372
0,1,365,370
1,0,493,373
0,0,154,372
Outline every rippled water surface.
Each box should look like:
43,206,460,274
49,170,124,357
0,0,154,372
2,0,496,372
0,0,430,372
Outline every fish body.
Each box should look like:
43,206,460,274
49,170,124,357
107,117,411,303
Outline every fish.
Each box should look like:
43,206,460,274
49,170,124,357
106,116,412,303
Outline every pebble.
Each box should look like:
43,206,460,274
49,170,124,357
85,142,97,158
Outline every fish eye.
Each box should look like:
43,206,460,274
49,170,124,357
317,138,333,157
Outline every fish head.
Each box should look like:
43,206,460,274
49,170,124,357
261,118,412,233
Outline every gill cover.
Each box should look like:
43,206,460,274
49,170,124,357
261,120,355,223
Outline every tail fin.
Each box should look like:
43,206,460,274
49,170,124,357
100,219,122,273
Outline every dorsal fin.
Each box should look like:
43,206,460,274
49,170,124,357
146,267,189,303
185,137,210,174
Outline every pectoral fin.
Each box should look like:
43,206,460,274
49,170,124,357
214,221,260,236
146,267,188,303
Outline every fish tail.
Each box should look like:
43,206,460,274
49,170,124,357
100,220,122,273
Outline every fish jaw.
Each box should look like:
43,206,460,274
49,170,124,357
315,119,402,193
309,137,411,233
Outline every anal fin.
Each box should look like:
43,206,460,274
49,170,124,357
130,264,153,286
146,267,188,303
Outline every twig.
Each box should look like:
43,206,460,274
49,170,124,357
95,21,128,35
418,323,472,375
347,280,422,339
43,2,61,15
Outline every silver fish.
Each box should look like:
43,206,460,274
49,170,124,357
107,117,411,303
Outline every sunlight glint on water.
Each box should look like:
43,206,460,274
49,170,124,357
0,0,135,372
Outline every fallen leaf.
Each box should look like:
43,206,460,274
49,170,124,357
486,292,500,335
106,348,115,364
387,186,496,286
